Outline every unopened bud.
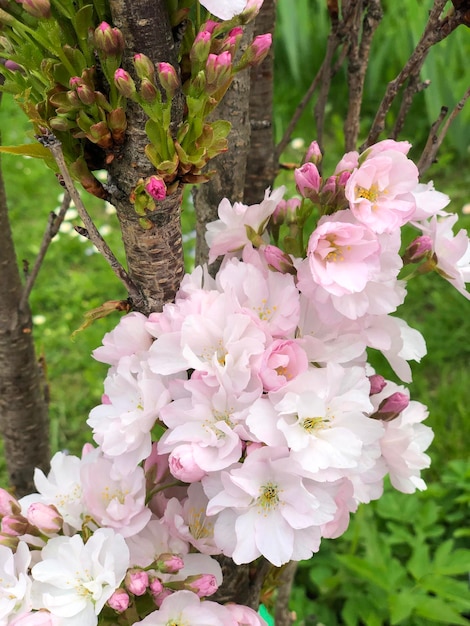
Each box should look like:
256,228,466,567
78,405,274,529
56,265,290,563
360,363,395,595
368,374,386,396
140,77,159,103
272,197,301,226
295,162,321,199
205,52,232,93
186,573,218,598
17,0,51,19
94,22,125,57
190,30,212,71
304,140,322,165
157,63,179,97
262,245,296,275
237,33,272,70
133,53,155,81
107,589,130,612
403,235,433,265
219,27,243,55
145,175,167,201
0,488,20,517
125,570,149,596
114,68,136,98
149,577,163,596
0,533,19,550
156,553,184,574
371,392,410,422
1,514,30,536
26,503,63,534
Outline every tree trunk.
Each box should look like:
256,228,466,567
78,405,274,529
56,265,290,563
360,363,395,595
108,0,185,314
244,0,277,205
0,136,50,496
193,23,255,269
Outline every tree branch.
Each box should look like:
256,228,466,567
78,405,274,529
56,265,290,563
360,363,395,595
37,131,143,305
362,0,468,149
19,192,71,312
417,85,470,175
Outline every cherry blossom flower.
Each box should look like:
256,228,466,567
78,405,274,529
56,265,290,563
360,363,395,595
204,446,337,566
0,541,32,623
133,590,235,626
345,148,418,233
205,187,285,263
31,528,129,626
423,214,470,299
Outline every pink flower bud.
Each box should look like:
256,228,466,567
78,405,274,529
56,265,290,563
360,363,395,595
190,30,212,69
403,235,433,264
0,488,21,517
157,63,180,97
94,22,125,57
1,514,29,536
304,140,322,165
187,573,218,598
26,503,63,534
368,374,386,395
205,52,232,93
145,175,167,201
4,60,23,72
168,445,206,482
107,588,130,612
295,162,321,199
372,392,410,422
272,197,300,226
249,33,272,64
149,577,163,596
140,77,158,103
114,68,136,98
16,0,51,19
220,27,244,55
133,53,155,81
156,553,184,574
126,570,149,596
262,245,296,275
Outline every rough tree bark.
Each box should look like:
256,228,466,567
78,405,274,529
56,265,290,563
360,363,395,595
107,0,186,314
0,104,50,496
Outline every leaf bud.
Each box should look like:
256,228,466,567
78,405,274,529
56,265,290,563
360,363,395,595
16,0,51,19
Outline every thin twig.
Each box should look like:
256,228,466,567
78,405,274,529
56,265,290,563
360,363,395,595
417,85,470,175
392,77,431,139
362,0,466,150
36,130,144,305
19,192,71,312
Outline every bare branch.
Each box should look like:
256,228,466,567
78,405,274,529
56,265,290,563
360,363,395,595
36,131,144,305
362,0,468,149
274,561,298,626
344,0,383,151
392,77,431,139
19,192,71,312
417,85,470,175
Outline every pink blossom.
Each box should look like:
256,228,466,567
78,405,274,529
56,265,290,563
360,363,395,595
0,488,20,516
205,186,285,263
134,590,235,626
145,175,167,201
411,181,450,221
8,612,59,626
295,162,321,198
80,453,151,537
26,503,62,535
378,391,433,493
125,570,149,595
168,445,207,482
259,339,309,391
306,210,381,296
226,603,269,626
423,214,470,299
345,150,418,233
92,311,153,366
107,589,130,612
204,446,337,566
187,573,218,597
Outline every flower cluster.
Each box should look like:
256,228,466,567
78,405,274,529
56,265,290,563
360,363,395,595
1,139,469,625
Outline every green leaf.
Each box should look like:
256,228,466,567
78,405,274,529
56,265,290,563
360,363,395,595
421,574,470,612
389,590,422,624
407,541,431,580
73,5,95,43
335,555,389,591
434,546,470,576
415,596,470,625
0,143,55,165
